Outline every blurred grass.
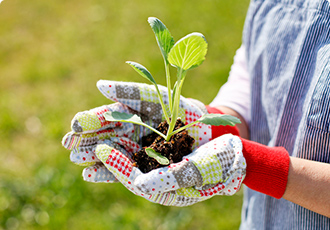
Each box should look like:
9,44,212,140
0,0,250,229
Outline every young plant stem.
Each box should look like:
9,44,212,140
154,85,171,125
166,70,186,141
168,120,199,137
165,63,173,114
122,119,167,140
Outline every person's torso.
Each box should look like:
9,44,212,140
241,0,330,229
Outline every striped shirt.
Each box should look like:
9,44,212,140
239,0,330,229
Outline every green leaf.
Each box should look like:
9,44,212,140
103,111,144,124
168,32,208,71
145,148,169,165
126,60,171,124
148,17,175,64
126,61,157,85
198,114,241,126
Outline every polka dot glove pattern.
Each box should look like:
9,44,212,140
62,80,212,184
61,102,140,182
94,134,246,206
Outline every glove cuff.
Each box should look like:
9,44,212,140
240,138,290,199
205,105,240,138
206,106,290,198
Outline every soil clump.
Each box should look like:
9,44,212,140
132,119,195,173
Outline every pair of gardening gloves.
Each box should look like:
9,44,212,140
62,80,246,206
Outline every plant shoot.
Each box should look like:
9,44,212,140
104,17,241,165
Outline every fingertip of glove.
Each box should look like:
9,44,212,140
62,131,76,150
82,167,96,182
71,119,83,133
70,147,98,166
71,111,103,133
94,144,113,162
61,133,69,148
96,79,110,88
97,80,117,101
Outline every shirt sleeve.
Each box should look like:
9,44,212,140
209,45,251,124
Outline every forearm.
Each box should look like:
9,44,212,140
283,157,330,217
213,106,330,217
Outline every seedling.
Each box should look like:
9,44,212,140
104,17,240,164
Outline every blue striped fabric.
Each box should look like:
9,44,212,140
240,0,330,229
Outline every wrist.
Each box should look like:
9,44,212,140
206,105,290,198
240,138,290,199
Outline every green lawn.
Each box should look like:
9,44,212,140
0,0,250,229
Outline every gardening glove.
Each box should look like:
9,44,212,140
62,80,214,182
62,102,141,182
95,80,214,147
90,134,246,206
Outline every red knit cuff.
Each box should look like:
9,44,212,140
205,106,289,198
240,138,290,199
205,106,240,139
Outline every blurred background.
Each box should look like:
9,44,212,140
0,0,250,229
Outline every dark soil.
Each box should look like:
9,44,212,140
132,119,195,173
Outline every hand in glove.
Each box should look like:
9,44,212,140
62,80,223,183
94,134,246,206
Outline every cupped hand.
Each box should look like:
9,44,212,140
93,134,246,206
62,80,213,183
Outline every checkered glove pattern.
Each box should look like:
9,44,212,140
62,80,212,183
97,80,213,147
95,134,246,206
